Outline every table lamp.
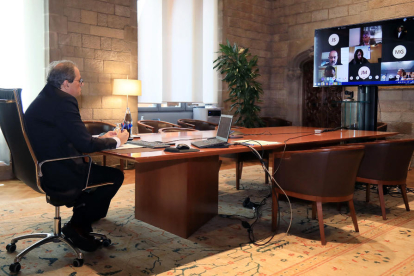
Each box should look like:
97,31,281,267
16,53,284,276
112,79,142,135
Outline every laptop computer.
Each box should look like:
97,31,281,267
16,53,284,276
191,115,233,148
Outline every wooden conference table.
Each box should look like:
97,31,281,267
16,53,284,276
103,126,397,238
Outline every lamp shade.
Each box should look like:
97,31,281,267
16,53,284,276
112,79,142,96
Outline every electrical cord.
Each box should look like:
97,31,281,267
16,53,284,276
224,141,293,246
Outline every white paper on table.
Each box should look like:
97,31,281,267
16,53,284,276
235,140,281,146
107,143,144,150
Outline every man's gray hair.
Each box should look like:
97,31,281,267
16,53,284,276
47,60,77,88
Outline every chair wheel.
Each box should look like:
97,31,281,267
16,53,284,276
6,243,16,253
9,262,21,273
102,239,112,247
73,258,84,267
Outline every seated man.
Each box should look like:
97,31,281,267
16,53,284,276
360,31,375,46
25,60,129,252
321,66,337,84
396,25,407,39
322,50,341,66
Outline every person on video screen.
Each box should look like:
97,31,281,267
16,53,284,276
360,31,374,46
325,66,336,78
396,25,407,39
322,50,341,66
321,66,336,84
389,69,406,81
349,49,370,65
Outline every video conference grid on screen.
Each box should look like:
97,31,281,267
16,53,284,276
314,16,414,87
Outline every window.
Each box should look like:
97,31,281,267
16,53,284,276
138,102,185,112
0,0,47,164
137,0,219,106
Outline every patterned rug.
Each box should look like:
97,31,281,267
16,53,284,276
1,166,414,276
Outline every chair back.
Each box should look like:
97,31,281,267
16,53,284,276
0,88,43,194
177,119,217,130
137,120,180,133
261,117,292,127
377,122,387,131
355,139,414,182
83,120,116,135
275,146,365,197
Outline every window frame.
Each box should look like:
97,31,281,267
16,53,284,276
138,103,186,112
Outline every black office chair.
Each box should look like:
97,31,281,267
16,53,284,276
0,88,111,273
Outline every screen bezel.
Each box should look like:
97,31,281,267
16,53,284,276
216,114,233,142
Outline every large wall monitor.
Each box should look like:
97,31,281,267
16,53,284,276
314,16,414,87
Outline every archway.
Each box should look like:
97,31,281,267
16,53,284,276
286,47,342,127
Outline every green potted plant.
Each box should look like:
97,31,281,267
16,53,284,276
213,40,264,128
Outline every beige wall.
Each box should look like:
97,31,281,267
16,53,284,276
221,0,275,115
48,0,138,129
222,0,414,137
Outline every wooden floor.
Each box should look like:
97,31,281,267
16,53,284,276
1,159,414,203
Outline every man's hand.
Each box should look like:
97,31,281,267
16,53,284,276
117,129,129,145
99,131,117,139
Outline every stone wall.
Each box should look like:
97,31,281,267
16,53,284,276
272,0,414,131
221,0,275,115
222,0,414,136
48,0,138,129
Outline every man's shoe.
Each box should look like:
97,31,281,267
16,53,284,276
62,222,101,252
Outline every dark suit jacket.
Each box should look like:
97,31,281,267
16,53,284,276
25,83,117,201
397,31,406,39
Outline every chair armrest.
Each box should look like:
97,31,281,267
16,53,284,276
38,155,92,190
184,122,196,129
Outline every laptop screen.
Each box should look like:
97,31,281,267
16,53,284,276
216,115,233,142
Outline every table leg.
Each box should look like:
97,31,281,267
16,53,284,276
135,156,220,238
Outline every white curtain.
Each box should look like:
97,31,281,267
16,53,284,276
0,0,47,164
138,0,218,104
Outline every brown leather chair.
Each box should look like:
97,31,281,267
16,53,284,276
352,139,414,220
261,116,292,127
83,120,116,167
230,117,291,189
377,122,387,131
223,151,270,190
177,119,217,130
137,120,180,133
158,127,198,133
226,116,291,189
83,120,116,135
273,146,365,245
